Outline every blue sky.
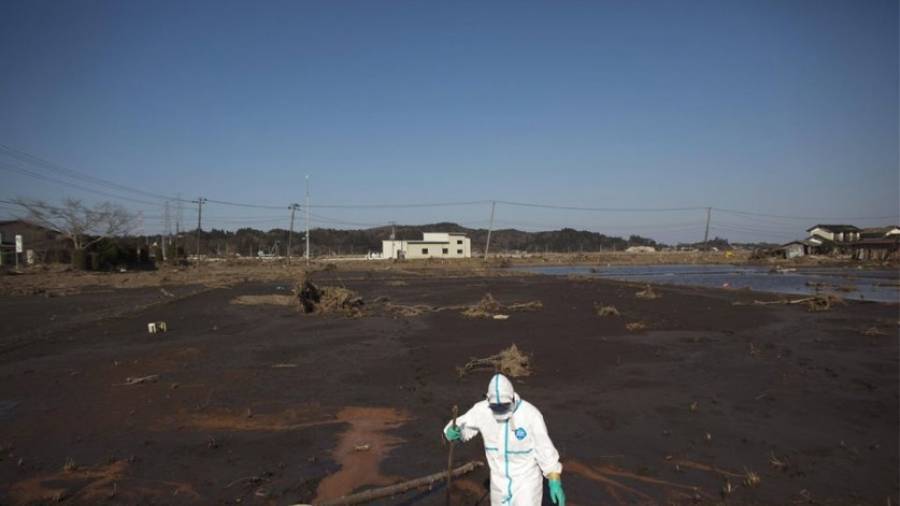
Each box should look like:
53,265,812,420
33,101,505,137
1,0,897,243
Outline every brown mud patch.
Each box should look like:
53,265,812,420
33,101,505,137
314,407,411,502
565,459,715,504
8,460,198,505
163,406,342,432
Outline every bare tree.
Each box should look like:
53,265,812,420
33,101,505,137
14,198,137,251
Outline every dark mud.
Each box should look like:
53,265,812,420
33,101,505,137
0,272,897,505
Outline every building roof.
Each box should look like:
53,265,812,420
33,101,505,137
806,224,860,233
0,219,61,234
860,226,900,235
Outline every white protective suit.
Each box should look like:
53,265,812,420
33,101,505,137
443,374,562,506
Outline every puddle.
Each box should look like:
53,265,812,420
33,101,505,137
313,407,410,502
8,460,198,504
0,399,19,421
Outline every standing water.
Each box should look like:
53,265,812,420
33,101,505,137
517,264,900,303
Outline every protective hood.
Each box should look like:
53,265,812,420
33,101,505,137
486,373,518,421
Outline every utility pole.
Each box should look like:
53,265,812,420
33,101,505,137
194,197,207,257
483,200,496,261
703,207,712,250
305,175,310,264
287,203,299,261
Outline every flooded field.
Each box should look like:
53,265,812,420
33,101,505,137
520,264,900,303
0,270,897,505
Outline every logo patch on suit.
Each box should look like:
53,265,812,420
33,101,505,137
514,428,527,440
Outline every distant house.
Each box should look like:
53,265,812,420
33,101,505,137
859,226,900,239
779,239,813,259
806,224,860,243
382,232,471,260
852,237,900,261
0,219,67,264
852,226,900,261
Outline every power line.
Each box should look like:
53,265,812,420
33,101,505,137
497,200,707,212
4,146,897,223
0,144,183,203
0,163,165,207
310,200,491,209
713,207,899,221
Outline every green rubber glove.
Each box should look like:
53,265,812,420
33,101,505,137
548,478,565,506
445,425,461,442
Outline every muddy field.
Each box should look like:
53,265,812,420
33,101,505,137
0,268,897,505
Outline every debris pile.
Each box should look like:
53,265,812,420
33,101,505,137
625,322,648,332
806,294,843,312
457,344,532,378
635,284,661,300
461,293,543,319
595,304,620,317
296,281,365,317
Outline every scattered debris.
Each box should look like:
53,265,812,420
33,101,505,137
807,294,844,312
749,342,761,357
457,344,532,378
635,284,661,300
159,288,175,298
862,326,886,336
507,300,543,312
63,458,78,472
738,294,844,312
353,444,370,452
382,303,434,317
689,401,699,413
595,304,620,317
721,479,734,497
461,293,543,319
121,375,159,386
625,322,647,332
768,452,788,470
743,468,761,487
147,321,167,334
492,314,510,320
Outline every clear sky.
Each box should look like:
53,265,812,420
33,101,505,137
1,0,897,244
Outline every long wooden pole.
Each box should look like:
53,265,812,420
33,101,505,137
446,405,459,505
301,460,483,506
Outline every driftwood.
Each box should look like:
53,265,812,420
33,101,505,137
734,294,843,311
119,374,159,386
295,461,484,506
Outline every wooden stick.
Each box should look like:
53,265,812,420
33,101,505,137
446,405,458,505
302,461,484,506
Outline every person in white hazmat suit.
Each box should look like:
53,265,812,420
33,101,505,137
443,373,565,506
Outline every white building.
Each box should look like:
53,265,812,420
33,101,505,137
382,232,471,260
806,224,860,243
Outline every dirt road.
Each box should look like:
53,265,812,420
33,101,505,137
0,271,897,505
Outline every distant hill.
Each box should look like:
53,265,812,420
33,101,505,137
159,222,662,256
